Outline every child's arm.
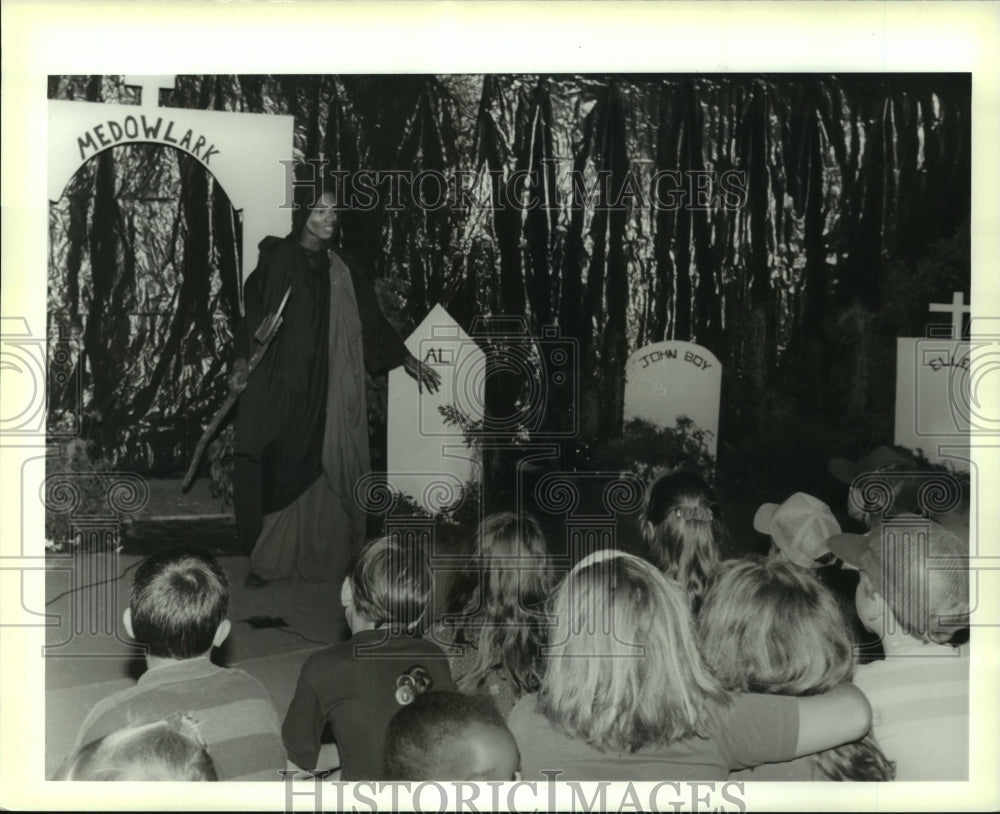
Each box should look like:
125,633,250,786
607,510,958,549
793,683,872,757
281,667,327,773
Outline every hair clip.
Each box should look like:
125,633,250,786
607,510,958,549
394,665,433,705
673,505,713,522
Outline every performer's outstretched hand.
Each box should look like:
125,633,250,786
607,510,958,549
403,356,442,394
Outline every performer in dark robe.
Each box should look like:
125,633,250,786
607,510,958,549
230,193,439,589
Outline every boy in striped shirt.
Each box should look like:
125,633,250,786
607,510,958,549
63,546,286,781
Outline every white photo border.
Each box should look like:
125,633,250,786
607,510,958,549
2,1,998,811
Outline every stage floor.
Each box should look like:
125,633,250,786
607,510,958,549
44,553,344,779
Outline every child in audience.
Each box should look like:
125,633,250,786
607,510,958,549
383,690,521,781
698,557,895,781
435,512,553,718
642,471,724,611
57,714,218,781
829,445,970,539
826,517,970,780
828,445,921,525
753,492,841,568
507,550,872,781
282,536,455,780
64,546,285,781
753,491,879,655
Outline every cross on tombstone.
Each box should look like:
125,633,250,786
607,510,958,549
929,291,970,339
894,290,972,471
123,75,175,108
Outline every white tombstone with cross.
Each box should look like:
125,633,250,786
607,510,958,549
387,305,485,513
48,75,295,290
623,340,722,458
894,292,971,469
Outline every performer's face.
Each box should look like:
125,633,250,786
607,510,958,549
303,194,340,243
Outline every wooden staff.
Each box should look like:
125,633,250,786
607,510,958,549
181,287,291,492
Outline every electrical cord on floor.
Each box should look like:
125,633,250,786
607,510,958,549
45,558,142,607
45,566,331,647
237,617,330,647
265,627,330,647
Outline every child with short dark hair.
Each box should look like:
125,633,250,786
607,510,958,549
128,545,230,659
57,714,218,781
64,546,285,781
282,536,456,780
383,691,521,781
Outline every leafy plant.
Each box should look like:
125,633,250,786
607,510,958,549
207,423,235,510
366,476,483,559
439,403,487,448
576,417,716,483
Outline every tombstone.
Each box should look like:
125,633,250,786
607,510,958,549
48,75,295,287
387,305,485,513
895,293,972,470
623,340,722,458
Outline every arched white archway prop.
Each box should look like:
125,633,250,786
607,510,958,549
48,75,295,288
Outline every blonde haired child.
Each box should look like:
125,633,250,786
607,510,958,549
58,715,217,781
508,551,872,780
698,557,895,781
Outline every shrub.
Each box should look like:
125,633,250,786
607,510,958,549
45,438,117,553
207,423,235,510
576,417,716,483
